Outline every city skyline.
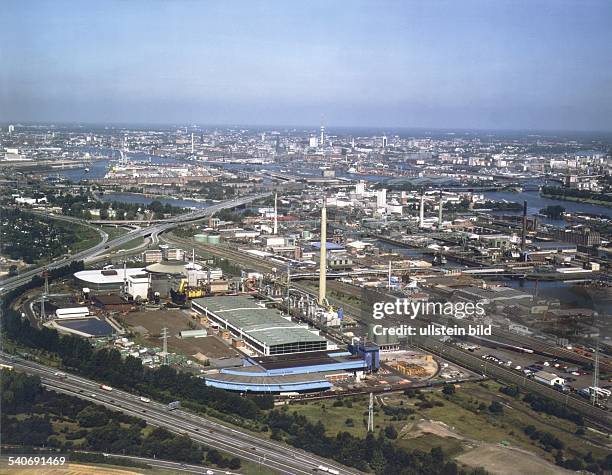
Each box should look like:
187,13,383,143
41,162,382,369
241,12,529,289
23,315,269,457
1,1,612,131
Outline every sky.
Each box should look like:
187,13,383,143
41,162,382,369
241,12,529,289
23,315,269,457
1,0,611,131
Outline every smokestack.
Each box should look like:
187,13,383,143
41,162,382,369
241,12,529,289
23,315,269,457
438,191,443,229
191,133,194,154
273,193,278,235
419,194,425,227
521,200,527,252
318,199,327,306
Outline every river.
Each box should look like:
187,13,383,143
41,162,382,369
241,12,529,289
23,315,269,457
484,190,612,218
56,148,183,181
100,193,211,210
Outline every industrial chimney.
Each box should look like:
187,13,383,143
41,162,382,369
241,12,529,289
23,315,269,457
438,191,443,229
273,192,278,235
419,194,425,227
521,200,528,252
318,199,327,306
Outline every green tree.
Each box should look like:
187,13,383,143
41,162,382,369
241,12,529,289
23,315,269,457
442,384,456,395
77,405,110,427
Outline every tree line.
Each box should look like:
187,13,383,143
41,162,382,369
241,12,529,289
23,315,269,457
266,409,484,475
541,185,612,203
1,370,240,469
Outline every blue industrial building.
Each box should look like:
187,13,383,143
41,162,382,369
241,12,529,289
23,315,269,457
348,341,381,372
203,347,378,394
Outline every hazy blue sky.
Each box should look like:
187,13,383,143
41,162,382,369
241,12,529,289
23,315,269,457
1,0,611,130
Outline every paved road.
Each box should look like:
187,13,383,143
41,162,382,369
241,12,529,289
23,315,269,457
0,193,269,294
0,354,358,475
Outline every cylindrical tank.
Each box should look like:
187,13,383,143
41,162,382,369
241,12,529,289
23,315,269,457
207,234,220,245
194,233,209,243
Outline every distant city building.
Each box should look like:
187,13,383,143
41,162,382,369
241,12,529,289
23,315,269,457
551,228,601,247
142,249,163,263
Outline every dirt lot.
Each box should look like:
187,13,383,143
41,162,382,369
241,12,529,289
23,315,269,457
0,463,142,475
121,308,239,360
456,444,572,475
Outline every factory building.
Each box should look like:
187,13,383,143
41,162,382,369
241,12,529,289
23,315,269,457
74,267,145,290
192,296,328,356
142,249,163,263
203,349,371,394
145,260,188,299
125,272,150,301
534,370,565,387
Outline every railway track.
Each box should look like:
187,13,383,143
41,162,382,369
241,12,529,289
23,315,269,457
420,338,612,430
162,234,611,424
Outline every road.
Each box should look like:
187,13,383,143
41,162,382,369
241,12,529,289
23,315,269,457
0,193,269,294
0,354,358,475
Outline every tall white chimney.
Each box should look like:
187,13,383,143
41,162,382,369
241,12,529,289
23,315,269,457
419,194,425,227
273,192,278,235
318,199,327,306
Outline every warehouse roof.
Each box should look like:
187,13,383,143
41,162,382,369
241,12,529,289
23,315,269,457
74,267,145,285
192,296,326,348
145,260,188,275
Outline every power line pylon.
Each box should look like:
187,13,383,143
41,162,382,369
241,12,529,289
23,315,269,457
367,392,374,432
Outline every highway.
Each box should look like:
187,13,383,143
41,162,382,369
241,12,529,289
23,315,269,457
0,193,269,294
0,354,359,475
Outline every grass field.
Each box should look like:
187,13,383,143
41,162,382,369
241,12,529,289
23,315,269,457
103,225,131,240
284,381,611,471
114,236,146,253
70,225,104,254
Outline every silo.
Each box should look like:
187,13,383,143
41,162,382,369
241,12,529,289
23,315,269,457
194,233,209,243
